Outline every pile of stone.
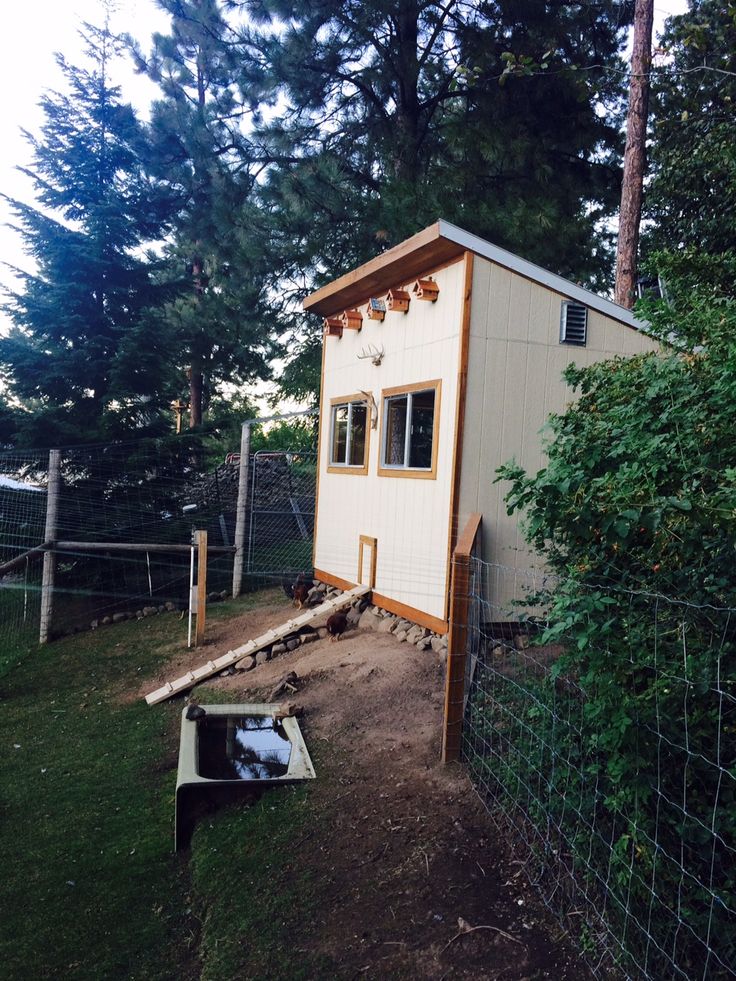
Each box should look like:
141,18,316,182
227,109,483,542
354,604,449,661
87,590,229,632
232,581,448,677
303,581,449,659
235,623,321,672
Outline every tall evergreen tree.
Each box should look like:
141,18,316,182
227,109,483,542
0,23,175,447
139,1,637,405
645,0,736,286
129,0,279,426
238,0,634,288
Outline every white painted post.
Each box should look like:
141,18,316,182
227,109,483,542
187,541,195,649
39,449,61,645
231,422,252,598
195,529,207,647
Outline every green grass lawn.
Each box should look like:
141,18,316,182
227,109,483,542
0,594,337,981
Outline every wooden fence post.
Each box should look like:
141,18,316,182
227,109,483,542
39,449,61,645
231,422,252,598
195,530,207,647
442,513,481,763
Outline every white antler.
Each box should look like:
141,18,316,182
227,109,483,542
358,390,379,429
356,344,385,366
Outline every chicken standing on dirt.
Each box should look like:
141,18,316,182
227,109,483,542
292,582,309,609
284,572,311,608
325,611,348,641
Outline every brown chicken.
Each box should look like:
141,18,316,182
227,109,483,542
292,583,310,609
326,611,349,641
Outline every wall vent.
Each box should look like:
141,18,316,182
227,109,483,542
560,301,588,346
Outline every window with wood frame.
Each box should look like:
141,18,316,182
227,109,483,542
328,397,370,474
378,380,441,479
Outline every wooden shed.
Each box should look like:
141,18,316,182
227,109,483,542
304,220,659,633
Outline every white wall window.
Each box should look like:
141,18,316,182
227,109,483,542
329,399,369,472
379,382,440,477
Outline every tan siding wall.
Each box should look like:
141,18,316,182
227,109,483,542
458,257,661,615
314,259,466,620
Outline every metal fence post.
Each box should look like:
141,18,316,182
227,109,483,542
39,449,61,645
231,422,252,598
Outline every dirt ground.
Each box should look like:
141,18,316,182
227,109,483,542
145,591,591,980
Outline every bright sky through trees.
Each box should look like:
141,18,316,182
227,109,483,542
0,0,169,333
0,0,688,339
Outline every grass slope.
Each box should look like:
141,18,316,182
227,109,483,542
0,593,334,981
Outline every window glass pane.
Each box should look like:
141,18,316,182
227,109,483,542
384,396,407,465
331,405,348,464
408,389,435,468
349,403,367,466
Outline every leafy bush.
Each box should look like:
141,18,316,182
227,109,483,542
493,262,736,976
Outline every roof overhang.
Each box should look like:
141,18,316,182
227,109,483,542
303,219,645,331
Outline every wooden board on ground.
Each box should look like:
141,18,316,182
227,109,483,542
144,585,370,706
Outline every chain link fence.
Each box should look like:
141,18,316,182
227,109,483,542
460,559,736,979
246,450,316,577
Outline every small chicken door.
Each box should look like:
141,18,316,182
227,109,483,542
358,536,377,589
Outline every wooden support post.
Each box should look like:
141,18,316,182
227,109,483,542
442,514,481,763
39,449,61,645
195,530,207,647
231,422,252,598
0,542,50,578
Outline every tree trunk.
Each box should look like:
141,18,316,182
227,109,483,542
189,251,206,428
393,0,421,182
189,359,203,428
614,0,654,309
188,44,208,428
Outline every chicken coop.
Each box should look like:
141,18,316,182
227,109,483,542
304,220,659,632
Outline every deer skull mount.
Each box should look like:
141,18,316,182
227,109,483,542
357,344,385,366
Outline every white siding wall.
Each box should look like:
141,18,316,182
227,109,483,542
314,258,466,621
458,257,661,614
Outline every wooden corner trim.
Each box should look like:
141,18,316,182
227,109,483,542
444,250,475,621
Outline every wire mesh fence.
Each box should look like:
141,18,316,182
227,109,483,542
247,450,316,576
459,559,736,979
0,437,317,669
0,451,48,673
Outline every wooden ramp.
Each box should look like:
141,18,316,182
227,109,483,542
145,585,370,706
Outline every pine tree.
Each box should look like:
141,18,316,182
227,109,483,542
238,0,635,289
140,1,637,405
645,0,736,284
129,0,280,427
0,23,175,447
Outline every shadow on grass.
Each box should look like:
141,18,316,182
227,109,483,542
0,590,338,981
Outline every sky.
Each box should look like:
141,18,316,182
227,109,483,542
0,0,169,318
0,0,690,339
